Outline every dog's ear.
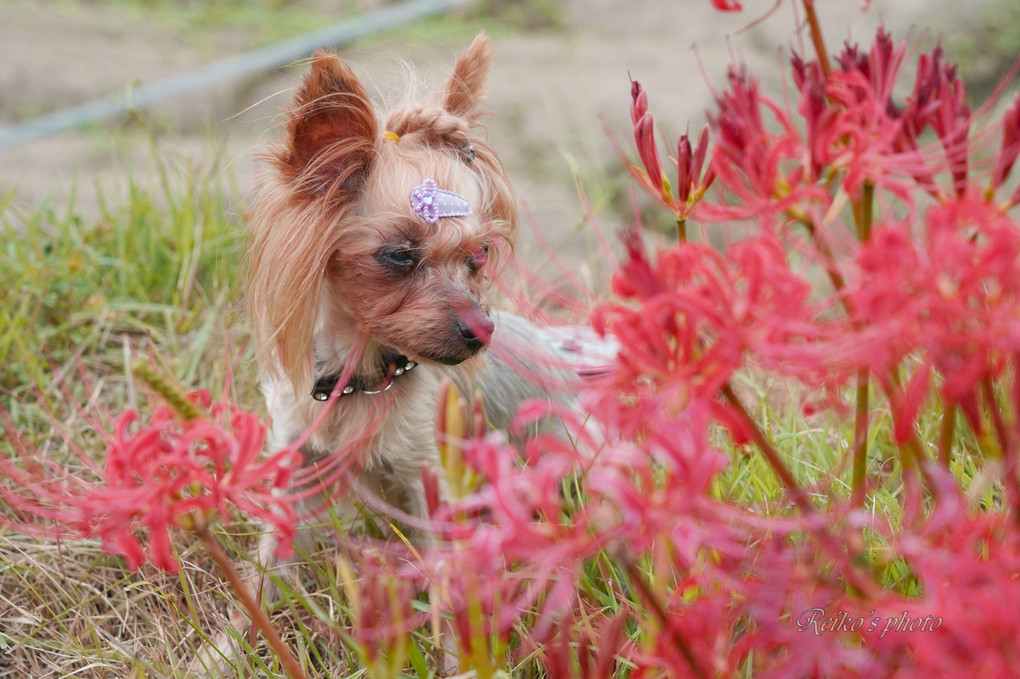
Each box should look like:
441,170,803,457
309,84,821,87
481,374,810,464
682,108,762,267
442,31,491,120
282,50,378,195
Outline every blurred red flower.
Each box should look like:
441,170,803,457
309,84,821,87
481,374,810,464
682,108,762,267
0,390,300,573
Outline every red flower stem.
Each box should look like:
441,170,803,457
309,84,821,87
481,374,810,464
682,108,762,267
622,557,707,679
677,215,687,242
802,0,832,79
196,525,308,679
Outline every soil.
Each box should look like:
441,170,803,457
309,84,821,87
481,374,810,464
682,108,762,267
0,0,1002,267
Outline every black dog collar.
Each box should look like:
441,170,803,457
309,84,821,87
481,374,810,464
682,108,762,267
311,354,417,401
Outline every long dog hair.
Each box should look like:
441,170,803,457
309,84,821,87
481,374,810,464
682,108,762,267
247,33,593,575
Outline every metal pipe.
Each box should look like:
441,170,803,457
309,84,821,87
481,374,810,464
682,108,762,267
0,0,477,151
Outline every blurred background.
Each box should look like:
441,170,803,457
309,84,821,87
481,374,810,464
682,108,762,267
0,0,1017,263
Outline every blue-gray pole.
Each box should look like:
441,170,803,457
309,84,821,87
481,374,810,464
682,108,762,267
0,0,478,151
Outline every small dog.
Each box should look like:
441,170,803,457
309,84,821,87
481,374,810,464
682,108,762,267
247,33,603,572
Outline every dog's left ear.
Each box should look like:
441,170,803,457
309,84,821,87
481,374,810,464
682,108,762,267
442,31,492,120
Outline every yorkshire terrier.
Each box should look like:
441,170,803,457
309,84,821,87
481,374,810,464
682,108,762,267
247,32,604,587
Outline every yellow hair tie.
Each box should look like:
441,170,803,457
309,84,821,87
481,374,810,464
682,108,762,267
383,131,400,143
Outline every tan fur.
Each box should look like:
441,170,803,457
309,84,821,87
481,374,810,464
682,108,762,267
246,23,608,569
247,30,555,551
249,33,515,395
195,33,600,676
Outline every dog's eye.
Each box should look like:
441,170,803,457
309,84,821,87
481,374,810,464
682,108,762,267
467,244,489,273
376,248,417,270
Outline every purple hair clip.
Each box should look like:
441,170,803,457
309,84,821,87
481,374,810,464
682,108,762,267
411,179,471,224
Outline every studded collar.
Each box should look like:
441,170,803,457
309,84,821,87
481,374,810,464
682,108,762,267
311,354,418,401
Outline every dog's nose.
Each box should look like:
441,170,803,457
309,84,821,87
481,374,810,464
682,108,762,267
456,309,494,350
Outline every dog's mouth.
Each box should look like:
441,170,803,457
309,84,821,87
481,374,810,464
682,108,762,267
379,307,495,367
418,345,486,366
409,332,490,366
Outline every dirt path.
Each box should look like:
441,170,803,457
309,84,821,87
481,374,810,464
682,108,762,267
0,0,998,263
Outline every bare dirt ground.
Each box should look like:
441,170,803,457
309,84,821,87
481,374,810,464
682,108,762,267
0,0,1003,266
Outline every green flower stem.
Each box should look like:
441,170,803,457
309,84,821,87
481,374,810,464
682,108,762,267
938,402,956,467
196,524,308,679
623,557,707,679
851,372,871,506
982,378,1020,521
850,181,874,505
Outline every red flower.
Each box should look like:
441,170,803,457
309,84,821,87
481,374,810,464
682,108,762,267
594,230,824,426
993,93,1020,193
822,33,919,200
628,79,673,209
861,501,1020,677
702,67,831,225
676,124,714,204
626,79,714,221
1,391,300,573
909,45,971,195
847,197,1020,434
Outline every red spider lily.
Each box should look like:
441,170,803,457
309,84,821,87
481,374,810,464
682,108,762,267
628,79,714,222
993,92,1020,194
593,229,826,433
630,79,668,204
676,124,714,204
702,66,831,225
429,402,741,656
0,391,300,574
910,45,971,196
542,611,629,679
835,29,905,113
335,546,425,675
876,511,1020,677
596,15,1020,675
787,32,953,206
711,32,987,227
820,35,921,201
847,197,1020,435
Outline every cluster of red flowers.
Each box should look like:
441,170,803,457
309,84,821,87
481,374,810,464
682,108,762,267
406,2,1020,676
0,388,299,574
3,1,1020,677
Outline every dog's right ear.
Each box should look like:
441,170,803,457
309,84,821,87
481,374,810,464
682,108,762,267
280,50,379,196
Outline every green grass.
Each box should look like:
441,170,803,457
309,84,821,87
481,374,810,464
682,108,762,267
63,0,565,57
0,138,268,677
0,136,249,400
0,139,959,676
0,114,1009,679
